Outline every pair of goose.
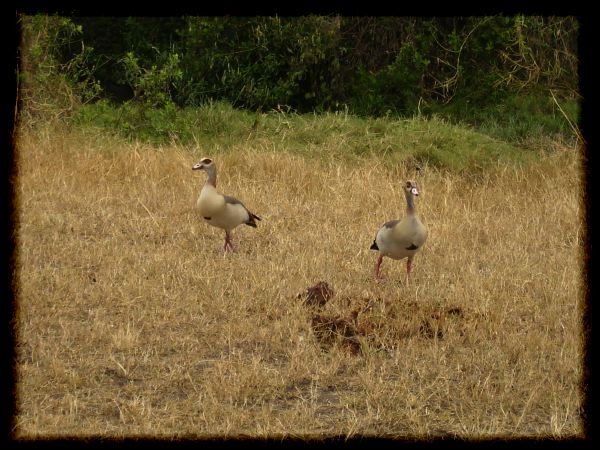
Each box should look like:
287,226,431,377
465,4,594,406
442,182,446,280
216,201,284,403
192,157,428,282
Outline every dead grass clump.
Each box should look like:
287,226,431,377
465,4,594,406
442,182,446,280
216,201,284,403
310,314,362,356
297,281,335,308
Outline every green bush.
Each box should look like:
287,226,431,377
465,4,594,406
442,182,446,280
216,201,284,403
120,51,183,109
18,14,102,127
20,14,580,145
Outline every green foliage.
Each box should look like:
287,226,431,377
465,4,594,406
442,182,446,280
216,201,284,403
120,50,183,109
424,89,580,147
349,42,430,116
74,99,537,174
75,49,185,142
74,99,255,146
175,16,346,111
493,16,579,94
20,14,579,146
18,14,102,126
24,15,580,115
65,16,187,102
352,16,579,108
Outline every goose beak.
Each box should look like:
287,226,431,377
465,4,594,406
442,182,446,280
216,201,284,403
192,162,202,171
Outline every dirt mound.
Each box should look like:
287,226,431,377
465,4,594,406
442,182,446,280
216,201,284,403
297,282,468,355
297,281,335,308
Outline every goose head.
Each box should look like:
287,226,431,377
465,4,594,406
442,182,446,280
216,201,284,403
192,157,215,171
403,180,420,213
404,180,419,197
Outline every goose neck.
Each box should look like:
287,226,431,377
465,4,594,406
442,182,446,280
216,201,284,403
405,191,416,215
205,166,217,187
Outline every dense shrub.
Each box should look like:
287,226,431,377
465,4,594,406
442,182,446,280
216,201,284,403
18,14,579,143
48,16,578,112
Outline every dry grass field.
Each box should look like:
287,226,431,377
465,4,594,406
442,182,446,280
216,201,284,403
13,125,584,439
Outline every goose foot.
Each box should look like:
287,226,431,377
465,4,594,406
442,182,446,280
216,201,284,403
223,233,236,253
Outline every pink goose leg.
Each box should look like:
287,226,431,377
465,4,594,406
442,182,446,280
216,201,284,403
223,231,235,253
374,255,385,283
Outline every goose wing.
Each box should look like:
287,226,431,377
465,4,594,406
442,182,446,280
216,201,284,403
224,195,261,227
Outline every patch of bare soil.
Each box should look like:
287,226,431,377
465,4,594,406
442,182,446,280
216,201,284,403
297,282,469,355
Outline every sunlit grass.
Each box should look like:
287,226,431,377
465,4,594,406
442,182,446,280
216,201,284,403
13,120,583,438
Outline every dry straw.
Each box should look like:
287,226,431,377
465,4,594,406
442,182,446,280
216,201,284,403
14,127,583,438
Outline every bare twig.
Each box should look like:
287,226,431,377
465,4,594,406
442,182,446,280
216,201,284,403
550,89,583,145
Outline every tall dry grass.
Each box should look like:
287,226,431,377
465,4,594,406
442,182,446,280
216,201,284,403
13,126,583,438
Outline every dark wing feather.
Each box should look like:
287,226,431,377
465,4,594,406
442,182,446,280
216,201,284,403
383,219,400,229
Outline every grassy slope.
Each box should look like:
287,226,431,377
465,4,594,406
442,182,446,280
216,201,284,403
14,112,584,438
75,101,542,172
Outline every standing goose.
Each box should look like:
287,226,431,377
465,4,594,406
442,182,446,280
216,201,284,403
192,157,261,252
370,180,428,282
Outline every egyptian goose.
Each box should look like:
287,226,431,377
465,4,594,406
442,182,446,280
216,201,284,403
370,180,428,282
192,157,261,252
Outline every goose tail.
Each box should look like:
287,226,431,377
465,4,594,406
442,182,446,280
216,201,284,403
245,212,261,228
